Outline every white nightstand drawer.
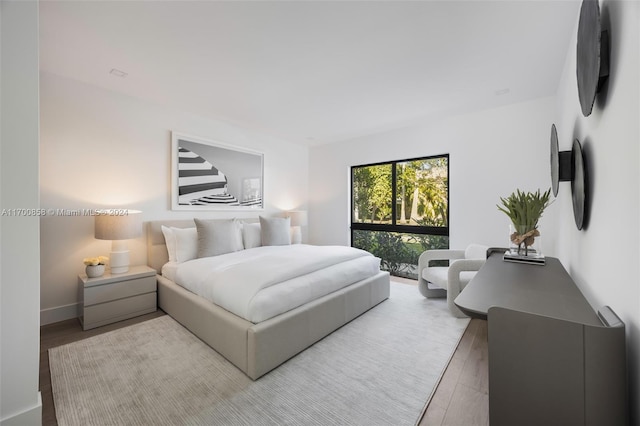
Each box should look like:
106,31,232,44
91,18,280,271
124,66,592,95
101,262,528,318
84,276,156,306
82,292,157,330
78,265,157,330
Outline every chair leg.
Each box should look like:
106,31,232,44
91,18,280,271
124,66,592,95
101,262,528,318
418,279,446,298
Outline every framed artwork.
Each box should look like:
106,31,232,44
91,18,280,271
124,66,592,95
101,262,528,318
171,132,264,210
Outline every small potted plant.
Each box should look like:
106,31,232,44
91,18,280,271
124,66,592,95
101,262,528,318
497,189,552,257
83,256,109,278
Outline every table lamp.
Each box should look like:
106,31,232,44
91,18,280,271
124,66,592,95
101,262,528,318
95,210,142,273
287,210,308,244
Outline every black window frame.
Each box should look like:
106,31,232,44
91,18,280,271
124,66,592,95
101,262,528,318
350,154,450,241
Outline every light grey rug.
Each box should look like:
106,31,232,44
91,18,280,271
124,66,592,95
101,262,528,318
50,282,469,426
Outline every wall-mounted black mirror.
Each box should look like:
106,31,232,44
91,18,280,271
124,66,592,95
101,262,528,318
571,139,588,230
577,0,610,117
550,124,572,197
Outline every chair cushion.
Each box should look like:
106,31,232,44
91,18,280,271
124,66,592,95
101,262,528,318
465,244,489,260
423,266,449,289
423,267,477,290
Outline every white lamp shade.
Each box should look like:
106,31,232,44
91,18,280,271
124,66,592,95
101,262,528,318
94,210,142,274
287,210,308,227
95,210,142,240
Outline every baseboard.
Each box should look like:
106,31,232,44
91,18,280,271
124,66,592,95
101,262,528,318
41,303,79,326
1,392,41,426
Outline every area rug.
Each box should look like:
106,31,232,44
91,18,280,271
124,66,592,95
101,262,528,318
49,282,469,426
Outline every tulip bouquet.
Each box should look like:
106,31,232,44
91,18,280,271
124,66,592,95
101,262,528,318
83,256,109,266
83,255,109,278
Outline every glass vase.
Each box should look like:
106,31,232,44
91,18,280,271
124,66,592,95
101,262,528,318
509,224,543,258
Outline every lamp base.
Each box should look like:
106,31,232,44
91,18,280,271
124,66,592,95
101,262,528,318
291,226,302,244
110,241,130,274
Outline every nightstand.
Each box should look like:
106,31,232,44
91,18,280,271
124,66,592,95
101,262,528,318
78,265,157,330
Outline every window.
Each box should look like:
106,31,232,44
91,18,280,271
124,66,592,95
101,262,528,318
351,155,449,278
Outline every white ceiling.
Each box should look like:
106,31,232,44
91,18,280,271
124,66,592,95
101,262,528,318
39,1,580,146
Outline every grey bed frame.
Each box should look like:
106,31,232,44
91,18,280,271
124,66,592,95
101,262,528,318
147,219,391,380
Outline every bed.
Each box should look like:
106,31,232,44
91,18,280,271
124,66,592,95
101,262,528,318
147,218,390,380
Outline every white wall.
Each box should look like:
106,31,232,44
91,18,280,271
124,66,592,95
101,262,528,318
0,1,42,424
309,96,557,252
554,1,639,423
310,1,640,421
39,72,308,324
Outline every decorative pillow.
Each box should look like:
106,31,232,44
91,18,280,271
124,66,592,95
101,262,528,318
161,225,176,262
173,227,198,263
242,222,262,249
195,218,244,258
259,216,291,246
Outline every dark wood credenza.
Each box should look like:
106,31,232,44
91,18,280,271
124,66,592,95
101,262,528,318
454,251,628,426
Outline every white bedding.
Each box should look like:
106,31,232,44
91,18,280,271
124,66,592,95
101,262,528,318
167,244,381,323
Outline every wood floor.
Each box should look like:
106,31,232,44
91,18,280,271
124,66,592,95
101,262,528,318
382,277,490,425
419,318,490,425
39,280,489,426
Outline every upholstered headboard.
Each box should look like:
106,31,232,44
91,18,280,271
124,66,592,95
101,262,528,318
147,219,195,273
146,218,264,273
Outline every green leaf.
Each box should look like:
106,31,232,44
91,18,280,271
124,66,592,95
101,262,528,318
497,188,552,233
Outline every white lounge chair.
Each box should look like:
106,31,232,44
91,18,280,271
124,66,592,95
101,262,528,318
418,244,489,317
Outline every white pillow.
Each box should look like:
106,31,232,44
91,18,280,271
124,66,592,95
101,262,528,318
242,222,262,249
161,225,176,262
260,216,291,246
195,218,244,258
173,227,198,263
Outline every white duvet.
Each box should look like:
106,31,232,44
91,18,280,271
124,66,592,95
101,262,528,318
168,244,381,323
